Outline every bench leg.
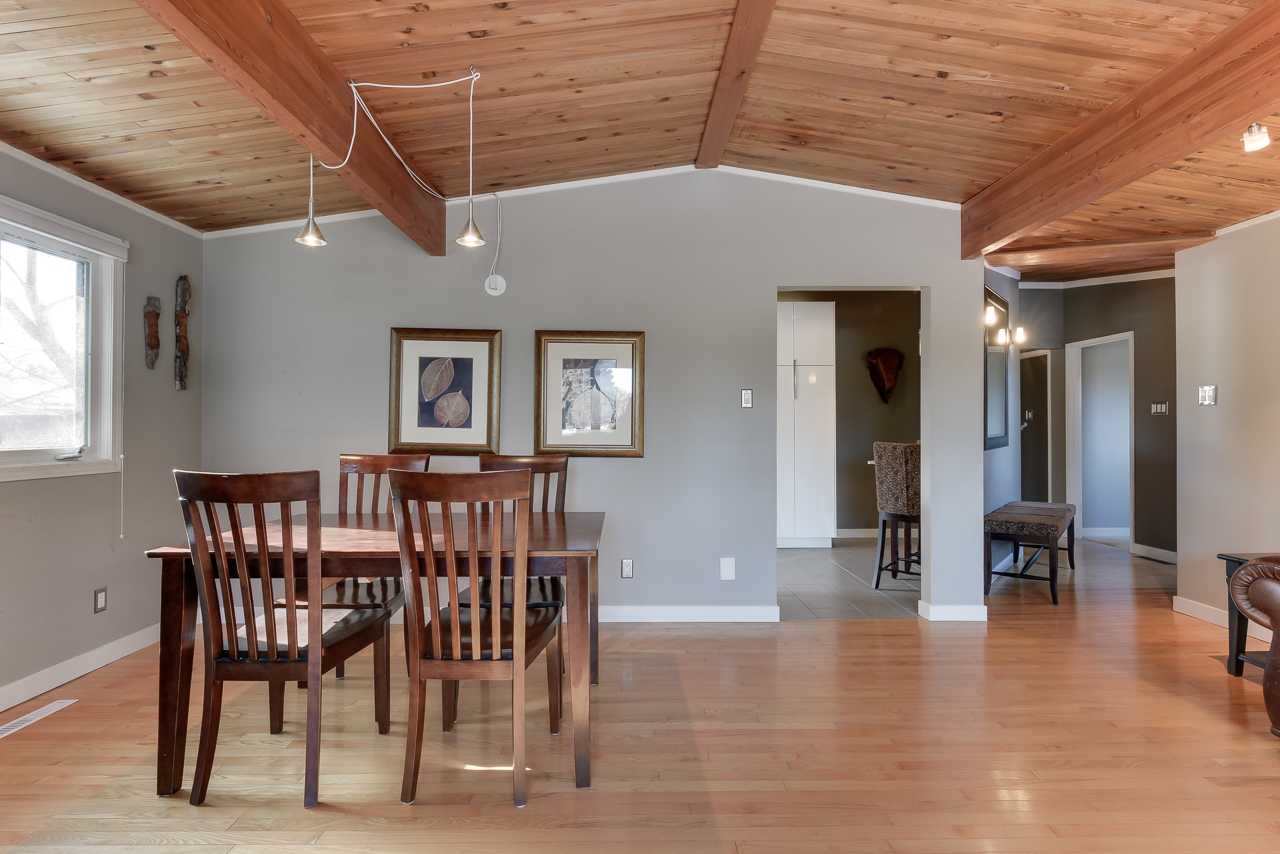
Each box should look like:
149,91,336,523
1066,520,1076,570
984,532,992,596
1048,543,1059,605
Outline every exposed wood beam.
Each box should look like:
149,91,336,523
694,0,777,169
133,0,445,254
986,232,1216,270
961,0,1280,260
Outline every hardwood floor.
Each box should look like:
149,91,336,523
2,540,1278,852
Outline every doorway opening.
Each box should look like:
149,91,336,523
1066,333,1134,552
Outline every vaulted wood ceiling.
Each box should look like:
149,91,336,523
3,0,1280,279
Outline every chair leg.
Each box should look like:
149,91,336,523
441,680,459,732
303,669,322,809
188,678,223,806
1049,543,1059,606
401,673,426,804
547,625,562,735
336,662,345,680
512,671,527,807
874,516,887,590
402,620,413,678
374,624,390,735
889,519,900,579
269,681,285,734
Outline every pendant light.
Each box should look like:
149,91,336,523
456,67,485,247
295,154,327,247
1243,122,1271,152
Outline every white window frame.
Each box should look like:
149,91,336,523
0,193,127,482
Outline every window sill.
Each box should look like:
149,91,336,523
0,457,119,483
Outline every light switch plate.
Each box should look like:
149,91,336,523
720,557,735,581
1198,385,1217,406
1151,401,1169,415
740,389,752,408
621,559,633,579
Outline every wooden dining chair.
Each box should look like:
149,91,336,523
175,470,392,808
466,454,569,609
287,454,427,681
389,468,562,807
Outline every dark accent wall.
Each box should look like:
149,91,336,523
779,291,921,530
1020,279,1177,553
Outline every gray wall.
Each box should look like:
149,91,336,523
1177,226,1280,612
203,170,987,617
982,269,1022,567
1080,339,1131,530
1020,278,1176,553
778,290,921,530
0,148,204,689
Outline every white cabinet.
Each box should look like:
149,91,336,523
777,302,836,548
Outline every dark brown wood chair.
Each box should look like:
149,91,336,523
175,470,392,808
389,468,562,807
288,454,427,681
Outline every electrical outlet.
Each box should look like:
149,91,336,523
621,559,633,578
94,587,107,614
720,557,735,581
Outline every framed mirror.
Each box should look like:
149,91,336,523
983,287,1009,450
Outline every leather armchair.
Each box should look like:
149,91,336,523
1229,557,1280,736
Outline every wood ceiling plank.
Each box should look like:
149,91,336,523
695,0,777,168
986,232,1216,269
133,0,446,254
960,0,1280,259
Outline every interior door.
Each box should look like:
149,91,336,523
777,364,795,537
1020,354,1049,502
793,364,836,537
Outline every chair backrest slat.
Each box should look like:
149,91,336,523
479,454,567,513
389,470,532,665
339,453,430,514
176,470,321,667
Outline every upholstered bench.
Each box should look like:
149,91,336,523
984,501,1076,605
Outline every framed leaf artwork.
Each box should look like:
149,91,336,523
388,328,501,455
534,330,644,457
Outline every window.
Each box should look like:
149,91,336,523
0,193,126,481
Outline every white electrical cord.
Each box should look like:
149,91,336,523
316,70,482,202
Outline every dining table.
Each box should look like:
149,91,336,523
146,509,604,796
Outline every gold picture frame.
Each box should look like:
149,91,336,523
534,330,644,457
389,327,501,455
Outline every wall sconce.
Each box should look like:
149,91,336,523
996,328,1008,345
1014,327,1026,344
1243,122,1271,152
984,305,996,326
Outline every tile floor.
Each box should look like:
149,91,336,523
776,537,921,620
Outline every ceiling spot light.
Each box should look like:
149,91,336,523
456,66,485,248
1243,122,1271,152
295,154,327,247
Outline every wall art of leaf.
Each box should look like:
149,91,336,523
420,358,454,401
434,391,470,427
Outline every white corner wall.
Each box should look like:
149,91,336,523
0,145,204,708
1176,222,1280,615
201,169,986,621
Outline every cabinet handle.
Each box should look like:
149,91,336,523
792,360,797,399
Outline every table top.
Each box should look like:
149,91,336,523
145,511,605,560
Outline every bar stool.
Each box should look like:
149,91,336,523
873,441,922,589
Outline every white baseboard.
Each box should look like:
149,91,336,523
599,606,780,623
917,601,988,622
0,623,159,713
1173,596,1272,641
1131,543,1177,564
777,538,832,548
836,528,878,538
1082,527,1130,537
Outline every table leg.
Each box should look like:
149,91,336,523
589,554,599,687
1227,559,1248,676
567,555,591,788
157,557,197,796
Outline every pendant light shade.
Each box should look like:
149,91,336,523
295,154,327,247
456,203,485,247
1243,122,1271,152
